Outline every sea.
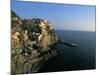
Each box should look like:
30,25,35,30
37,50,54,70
39,30,96,72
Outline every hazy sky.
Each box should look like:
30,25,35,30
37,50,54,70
12,0,96,31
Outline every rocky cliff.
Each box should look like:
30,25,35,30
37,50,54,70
11,11,78,75
11,11,59,74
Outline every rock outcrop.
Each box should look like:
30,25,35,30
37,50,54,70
11,11,59,74
11,11,78,75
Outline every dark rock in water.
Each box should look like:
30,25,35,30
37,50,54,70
11,11,59,74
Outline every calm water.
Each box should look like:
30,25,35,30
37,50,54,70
39,30,96,72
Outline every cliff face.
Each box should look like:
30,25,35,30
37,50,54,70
11,12,59,74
